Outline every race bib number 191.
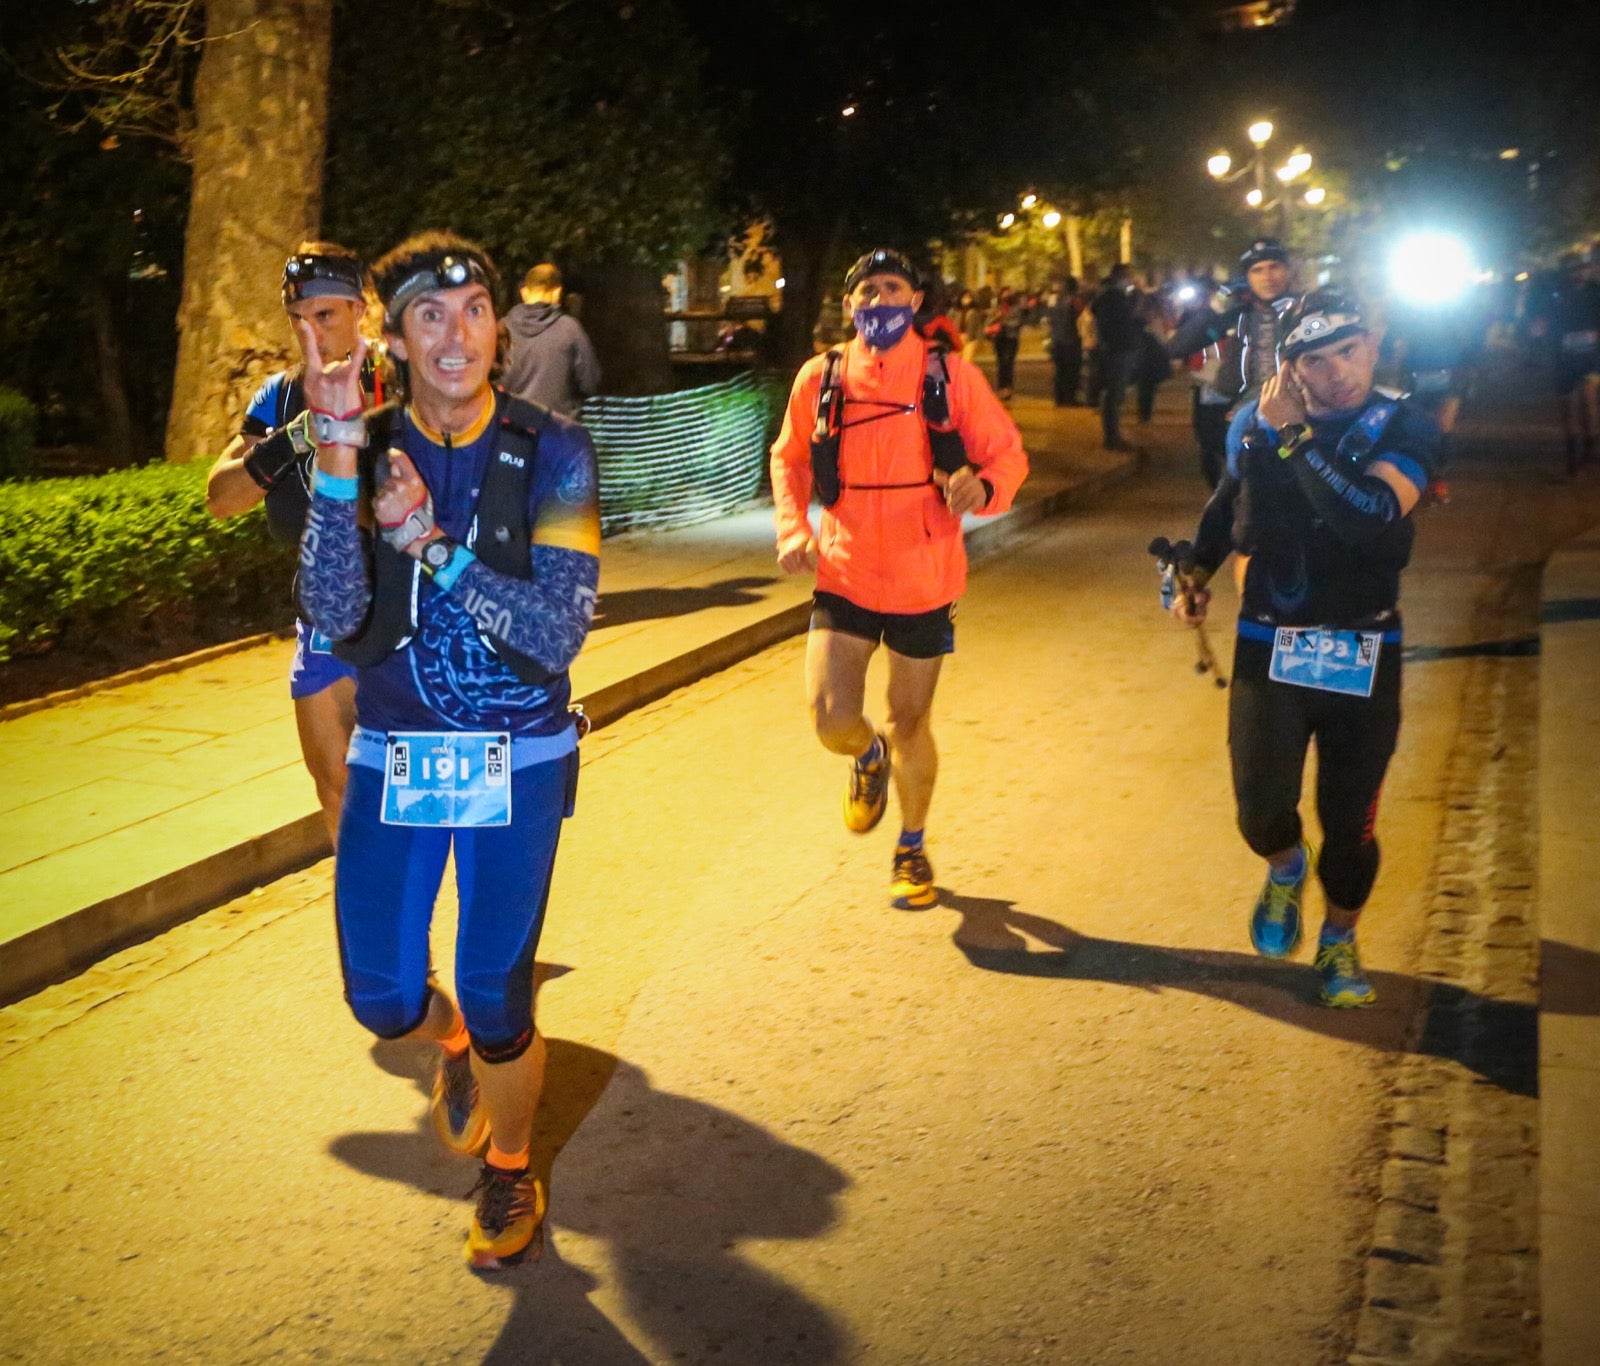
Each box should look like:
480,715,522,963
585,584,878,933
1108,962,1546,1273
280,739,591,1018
381,731,511,827
1268,628,1382,698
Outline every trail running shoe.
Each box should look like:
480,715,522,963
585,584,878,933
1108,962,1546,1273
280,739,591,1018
432,1046,490,1157
1315,934,1377,1008
891,845,937,910
1250,842,1311,959
463,1162,547,1270
844,734,891,834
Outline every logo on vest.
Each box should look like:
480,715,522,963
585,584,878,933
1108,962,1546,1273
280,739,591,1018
499,451,526,469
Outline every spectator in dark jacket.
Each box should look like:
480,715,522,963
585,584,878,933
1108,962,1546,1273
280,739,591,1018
500,262,601,416
1046,278,1084,406
1091,263,1143,449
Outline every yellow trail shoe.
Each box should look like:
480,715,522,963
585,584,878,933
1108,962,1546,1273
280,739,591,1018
890,844,937,910
844,733,891,833
431,1045,490,1157
463,1162,547,1271
1314,930,1378,1009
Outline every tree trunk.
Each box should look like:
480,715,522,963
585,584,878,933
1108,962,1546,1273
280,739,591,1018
87,281,138,465
576,263,673,396
164,0,332,463
767,216,843,372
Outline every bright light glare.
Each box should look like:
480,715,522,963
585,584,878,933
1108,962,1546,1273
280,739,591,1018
1303,186,1327,206
1207,153,1232,178
1245,188,1264,208
1041,210,1062,228
1248,120,1274,146
775,277,786,289
1020,192,1038,209
1389,231,1476,305
841,105,857,118
1500,148,1519,160
1286,150,1312,178
1175,285,1198,302
999,212,1016,229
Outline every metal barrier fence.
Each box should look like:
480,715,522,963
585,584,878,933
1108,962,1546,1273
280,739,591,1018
581,371,775,537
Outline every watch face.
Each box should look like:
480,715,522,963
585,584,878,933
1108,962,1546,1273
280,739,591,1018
423,540,451,569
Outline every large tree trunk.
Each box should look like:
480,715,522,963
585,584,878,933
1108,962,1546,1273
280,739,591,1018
164,0,332,463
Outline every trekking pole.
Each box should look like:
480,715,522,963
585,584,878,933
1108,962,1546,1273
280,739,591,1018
1148,536,1227,689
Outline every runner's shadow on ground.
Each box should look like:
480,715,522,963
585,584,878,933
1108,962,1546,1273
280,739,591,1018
332,1020,849,1364
939,892,1590,1099
595,577,777,628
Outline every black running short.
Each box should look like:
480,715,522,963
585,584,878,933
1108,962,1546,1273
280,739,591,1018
810,590,956,659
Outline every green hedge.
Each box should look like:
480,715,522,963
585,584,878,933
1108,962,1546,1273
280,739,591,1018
0,462,295,663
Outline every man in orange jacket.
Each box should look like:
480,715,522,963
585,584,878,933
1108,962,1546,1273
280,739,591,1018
771,248,1029,908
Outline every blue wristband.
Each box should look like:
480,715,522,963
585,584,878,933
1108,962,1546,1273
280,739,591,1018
430,544,476,592
311,468,360,502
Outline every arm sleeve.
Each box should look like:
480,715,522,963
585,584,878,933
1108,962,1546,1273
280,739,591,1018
948,352,1028,514
1286,408,1437,548
770,360,822,545
1166,309,1225,360
441,423,601,673
298,493,373,640
1192,475,1239,576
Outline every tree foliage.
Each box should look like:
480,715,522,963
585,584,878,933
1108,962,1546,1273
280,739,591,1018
323,0,725,275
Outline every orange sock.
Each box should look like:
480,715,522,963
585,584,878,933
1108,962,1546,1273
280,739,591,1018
486,1143,530,1173
438,1016,470,1056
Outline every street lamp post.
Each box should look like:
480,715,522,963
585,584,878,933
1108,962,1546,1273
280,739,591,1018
1208,121,1320,240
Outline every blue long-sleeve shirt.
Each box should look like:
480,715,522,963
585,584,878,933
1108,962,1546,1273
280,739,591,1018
299,396,601,736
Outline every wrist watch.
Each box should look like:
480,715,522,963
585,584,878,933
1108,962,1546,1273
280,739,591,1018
420,537,455,574
1276,422,1309,458
309,410,369,448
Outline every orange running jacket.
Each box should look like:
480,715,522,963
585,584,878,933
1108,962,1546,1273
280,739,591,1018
770,332,1029,615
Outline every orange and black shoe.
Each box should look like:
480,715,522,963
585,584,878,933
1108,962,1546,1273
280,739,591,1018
890,844,937,910
463,1161,547,1271
844,734,891,834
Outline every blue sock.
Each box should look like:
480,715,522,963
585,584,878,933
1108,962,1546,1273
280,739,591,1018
898,828,924,851
1319,923,1355,945
856,735,885,769
1269,844,1307,885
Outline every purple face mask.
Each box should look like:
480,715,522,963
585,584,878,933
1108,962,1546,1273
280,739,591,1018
853,303,915,351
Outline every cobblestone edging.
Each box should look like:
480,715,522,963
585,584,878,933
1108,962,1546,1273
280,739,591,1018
1350,580,1541,1364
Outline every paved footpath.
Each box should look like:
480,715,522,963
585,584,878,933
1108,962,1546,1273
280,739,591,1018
0,381,1131,1004
0,378,1591,1363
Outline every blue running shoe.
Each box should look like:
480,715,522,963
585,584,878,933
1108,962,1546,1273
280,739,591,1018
1315,933,1377,1008
1250,841,1311,958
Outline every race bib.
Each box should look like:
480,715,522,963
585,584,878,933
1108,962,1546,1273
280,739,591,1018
308,628,334,655
1268,628,1382,698
381,731,511,827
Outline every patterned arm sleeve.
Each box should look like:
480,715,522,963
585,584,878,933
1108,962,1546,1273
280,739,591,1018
298,494,373,640
440,421,601,673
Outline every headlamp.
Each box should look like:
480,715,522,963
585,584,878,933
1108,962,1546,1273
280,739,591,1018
1280,307,1365,360
383,253,492,327
844,248,919,294
281,253,366,304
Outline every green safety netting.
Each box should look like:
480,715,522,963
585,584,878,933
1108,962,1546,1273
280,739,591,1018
581,371,774,537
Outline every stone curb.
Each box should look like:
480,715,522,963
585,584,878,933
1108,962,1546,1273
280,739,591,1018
0,456,1136,1006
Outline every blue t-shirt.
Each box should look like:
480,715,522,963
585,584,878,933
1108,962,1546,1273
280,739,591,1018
241,371,296,437
353,408,598,739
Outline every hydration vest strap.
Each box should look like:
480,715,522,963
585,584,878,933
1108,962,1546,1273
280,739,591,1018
1336,400,1399,462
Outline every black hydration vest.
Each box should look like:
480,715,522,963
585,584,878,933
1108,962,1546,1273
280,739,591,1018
328,390,556,687
809,342,970,507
